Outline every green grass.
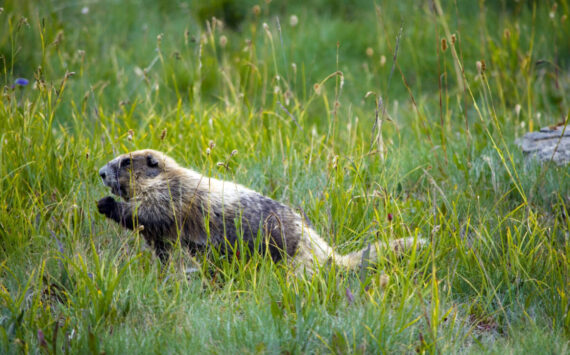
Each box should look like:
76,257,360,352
1,0,569,353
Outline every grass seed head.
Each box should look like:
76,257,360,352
252,5,261,16
263,22,272,39
515,104,522,117
476,60,486,74
284,90,293,105
214,17,224,31
289,15,298,27
219,35,227,48
52,30,64,47
549,3,557,18
441,38,447,51
366,47,374,57
313,83,322,95
379,274,389,288
17,16,29,30
331,155,338,169
451,33,456,45
380,55,386,66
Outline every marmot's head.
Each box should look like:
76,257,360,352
99,149,178,200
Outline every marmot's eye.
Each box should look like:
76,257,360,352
120,158,131,168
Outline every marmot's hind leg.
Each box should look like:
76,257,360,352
289,225,333,275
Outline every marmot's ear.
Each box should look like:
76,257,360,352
147,154,159,167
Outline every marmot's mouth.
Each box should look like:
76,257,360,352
101,177,128,200
110,183,130,201
110,184,120,196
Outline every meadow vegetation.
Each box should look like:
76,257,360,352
1,0,569,353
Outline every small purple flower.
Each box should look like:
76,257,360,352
38,329,47,347
345,287,354,304
14,78,29,86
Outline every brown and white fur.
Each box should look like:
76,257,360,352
97,149,425,273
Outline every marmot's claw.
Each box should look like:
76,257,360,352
97,196,116,216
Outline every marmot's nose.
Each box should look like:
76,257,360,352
99,167,107,180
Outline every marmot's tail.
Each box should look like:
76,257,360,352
292,226,426,274
332,237,427,269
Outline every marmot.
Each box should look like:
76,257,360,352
97,149,425,273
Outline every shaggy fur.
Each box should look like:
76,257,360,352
97,149,425,273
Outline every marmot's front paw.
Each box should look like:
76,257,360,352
97,196,116,217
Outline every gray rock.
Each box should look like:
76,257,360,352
516,125,570,165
